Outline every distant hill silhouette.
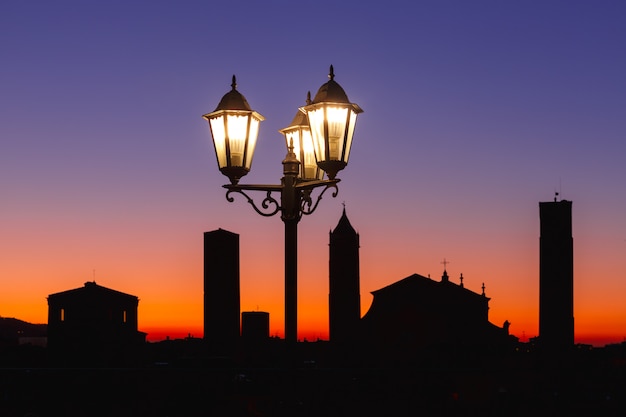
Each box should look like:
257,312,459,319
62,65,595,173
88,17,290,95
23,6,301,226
0,317,47,344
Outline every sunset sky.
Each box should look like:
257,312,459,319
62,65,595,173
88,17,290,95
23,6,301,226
2,1,625,345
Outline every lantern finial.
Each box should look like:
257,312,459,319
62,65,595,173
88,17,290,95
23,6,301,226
231,75,237,90
329,65,334,81
306,91,312,105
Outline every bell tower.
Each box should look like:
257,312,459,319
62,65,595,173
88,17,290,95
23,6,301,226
329,207,361,343
539,197,574,352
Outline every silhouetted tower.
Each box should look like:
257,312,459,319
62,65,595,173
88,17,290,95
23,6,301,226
329,208,360,343
204,229,240,353
242,311,270,344
539,198,574,351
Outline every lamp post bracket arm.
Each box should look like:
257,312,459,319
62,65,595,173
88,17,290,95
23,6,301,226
223,184,283,192
224,188,281,217
294,178,340,191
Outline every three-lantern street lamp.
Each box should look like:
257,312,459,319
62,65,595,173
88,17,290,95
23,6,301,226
203,66,362,344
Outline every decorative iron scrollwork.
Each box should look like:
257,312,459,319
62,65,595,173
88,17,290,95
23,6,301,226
225,189,281,217
223,179,340,221
301,183,339,216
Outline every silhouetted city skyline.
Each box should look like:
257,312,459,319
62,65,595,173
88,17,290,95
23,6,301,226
2,199,626,415
0,198,577,353
4,2,626,349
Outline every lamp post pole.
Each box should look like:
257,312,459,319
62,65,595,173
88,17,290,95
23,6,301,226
282,151,299,344
222,154,339,344
284,215,297,343
204,66,361,345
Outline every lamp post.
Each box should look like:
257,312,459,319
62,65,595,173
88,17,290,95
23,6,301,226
203,66,362,344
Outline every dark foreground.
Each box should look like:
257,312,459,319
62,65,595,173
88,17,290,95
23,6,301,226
2,339,626,416
1,363,625,417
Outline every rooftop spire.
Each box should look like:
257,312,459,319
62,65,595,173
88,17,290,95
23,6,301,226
441,269,449,283
332,206,356,235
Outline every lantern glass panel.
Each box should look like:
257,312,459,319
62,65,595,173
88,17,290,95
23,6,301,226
246,117,260,169
209,115,227,168
326,106,349,160
226,113,250,167
307,107,326,161
301,129,319,179
344,110,357,163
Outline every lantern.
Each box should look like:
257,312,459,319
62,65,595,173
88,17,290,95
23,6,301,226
279,102,324,180
203,76,265,184
300,66,363,179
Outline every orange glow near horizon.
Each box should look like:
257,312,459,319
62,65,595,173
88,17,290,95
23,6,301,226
3,217,626,348
3,219,626,348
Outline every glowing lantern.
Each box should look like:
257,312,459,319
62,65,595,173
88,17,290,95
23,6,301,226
203,75,265,184
279,101,324,180
300,66,363,179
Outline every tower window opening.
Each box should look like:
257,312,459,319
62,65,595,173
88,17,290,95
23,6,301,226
60,308,65,322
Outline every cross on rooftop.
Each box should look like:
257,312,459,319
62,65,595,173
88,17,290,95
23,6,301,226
441,258,451,270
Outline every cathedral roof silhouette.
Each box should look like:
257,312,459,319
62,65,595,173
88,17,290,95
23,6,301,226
358,271,511,356
370,273,489,302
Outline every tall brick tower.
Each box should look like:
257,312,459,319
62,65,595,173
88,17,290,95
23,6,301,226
539,197,574,351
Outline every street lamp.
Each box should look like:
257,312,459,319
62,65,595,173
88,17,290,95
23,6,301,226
203,66,362,344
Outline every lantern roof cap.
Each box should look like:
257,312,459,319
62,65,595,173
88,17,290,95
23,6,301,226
214,75,253,111
312,65,351,104
284,109,308,131
279,94,312,134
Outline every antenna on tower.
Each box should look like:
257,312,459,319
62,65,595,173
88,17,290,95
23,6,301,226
554,178,562,201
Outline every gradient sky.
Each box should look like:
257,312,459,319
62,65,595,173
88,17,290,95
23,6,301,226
2,1,625,345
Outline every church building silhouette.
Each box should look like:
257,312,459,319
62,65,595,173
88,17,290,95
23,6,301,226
328,209,514,362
